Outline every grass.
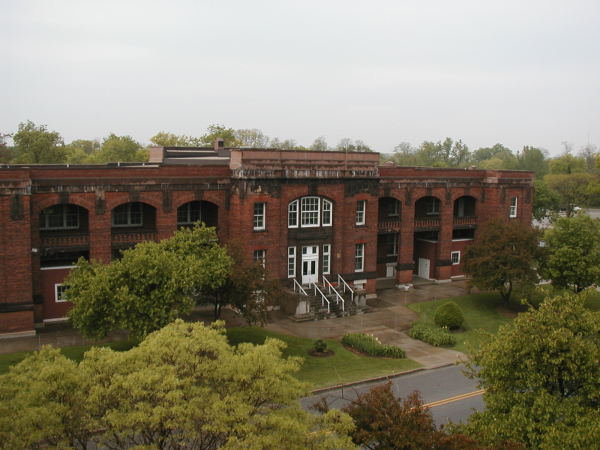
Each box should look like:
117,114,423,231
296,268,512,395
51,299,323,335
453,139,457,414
408,293,515,354
226,327,422,389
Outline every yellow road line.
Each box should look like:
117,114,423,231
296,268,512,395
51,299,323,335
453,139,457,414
423,389,485,409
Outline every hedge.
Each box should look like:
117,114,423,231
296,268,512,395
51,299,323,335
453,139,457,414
341,333,406,358
408,322,456,347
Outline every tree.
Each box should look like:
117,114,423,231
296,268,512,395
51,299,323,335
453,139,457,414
0,320,356,449
199,240,290,324
539,213,600,293
516,146,549,178
91,133,146,163
390,142,419,166
472,144,512,163
415,138,470,167
461,219,546,304
459,294,600,449
65,224,231,339
149,131,203,147
12,120,67,164
0,133,13,164
313,381,523,450
235,128,270,147
548,153,586,175
335,138,374,153
310,135,329,151
201,124,241,147
532,179,561,222
545,172,593,216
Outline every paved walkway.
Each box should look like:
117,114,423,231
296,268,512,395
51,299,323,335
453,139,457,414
0,277,473,370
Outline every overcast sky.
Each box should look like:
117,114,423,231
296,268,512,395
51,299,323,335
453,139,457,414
1,0,598,156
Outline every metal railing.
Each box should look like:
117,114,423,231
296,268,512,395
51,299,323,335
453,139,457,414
337,275,355,304
310,281,330,313
322,276,345,311
453,216,477,226
292,278,307,296
40,234,89,247
378,220,402,231
414,218,441,228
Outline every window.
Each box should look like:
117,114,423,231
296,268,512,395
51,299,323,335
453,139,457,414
388,199,400,217
323,244,331,275
387,234,399,256
288,247,296,278
253,249,265,267
451,251,460,265
355,243,364,272
177,201,201,224
254,203,265,230
510,197,517,218
112,202,142,227
55,284,68,302
288,197,333,228
40,204,79,230
427,198,440,215
356,200,366,225
322,200,332,226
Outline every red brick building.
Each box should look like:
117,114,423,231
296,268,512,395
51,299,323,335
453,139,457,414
0,144,533,336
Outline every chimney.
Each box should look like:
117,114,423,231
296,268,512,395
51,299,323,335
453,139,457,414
214,138,225,150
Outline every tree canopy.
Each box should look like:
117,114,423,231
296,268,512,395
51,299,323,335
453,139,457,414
539,213,600,293
461,219,546,303
12,120,67,164
459,294,600,449
65,224,231,339
0,320,355,449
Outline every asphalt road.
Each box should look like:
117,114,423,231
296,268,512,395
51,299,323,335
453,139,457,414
301,364,484,427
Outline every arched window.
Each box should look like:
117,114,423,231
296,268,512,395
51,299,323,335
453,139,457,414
288,197,333,228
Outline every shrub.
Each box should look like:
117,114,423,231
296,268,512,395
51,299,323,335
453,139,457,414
434,302,464,329
313,338,328,353
341,333,406,358
408,322,456,347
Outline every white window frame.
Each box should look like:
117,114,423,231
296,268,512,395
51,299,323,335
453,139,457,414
288,197,333,228
111,202,143,227
40,204,79,230
510,197,518,218
427,198,440,215
451,251,461,265
387,233,399,256
288,200,298,228
301,197,320,227
253,202,266,230
253,249,265,267
322,200,332,226
356,200,366,225
55,284,68,302
177,201,201,225
322,244,331,275
388,199,400,217
355,243,364,272
288,247,296,278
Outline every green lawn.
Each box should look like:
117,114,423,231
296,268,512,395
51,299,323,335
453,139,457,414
407,293,515,353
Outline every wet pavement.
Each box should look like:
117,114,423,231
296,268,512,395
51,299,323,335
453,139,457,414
0,277,473,370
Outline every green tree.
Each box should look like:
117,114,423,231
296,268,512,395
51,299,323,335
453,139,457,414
545,172,593,216
199,240,290,324
201,124,241,147
415,138,470,167
12,120,67,164
472,143,512,163
91,133,146,163
0,133,14,164
390,142,419,166
0,320,355,449
310,135,330,151
461,219,546,304
65,224,231,339
532,179,561,221
235,128,270,147
548,153,586,175
539,213,600,293
516,146,549,178
459,294,600,449
149,131,203,147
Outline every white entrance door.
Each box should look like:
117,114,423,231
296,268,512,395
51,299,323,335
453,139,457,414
301,246,319,285
418,258,431,279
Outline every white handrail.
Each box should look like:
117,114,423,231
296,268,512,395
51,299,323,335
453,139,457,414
292,279,307,296
322,276,345,311
310,282,330,313
337,275,355,304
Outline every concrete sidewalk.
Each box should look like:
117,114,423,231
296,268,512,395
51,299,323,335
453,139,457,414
0,278,472,370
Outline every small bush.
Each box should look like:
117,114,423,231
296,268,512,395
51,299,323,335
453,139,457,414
313,339,328,353
341,333,406,359
408,322,456,347
434,302,464,329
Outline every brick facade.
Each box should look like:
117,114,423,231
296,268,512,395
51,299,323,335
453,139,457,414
0,148,534,335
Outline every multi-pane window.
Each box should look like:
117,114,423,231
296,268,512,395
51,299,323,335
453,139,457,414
355,243,364,272
427,198,440,215
254,249,265,267
288,197,333,228
387,234,399,256
451,251,460,265
356,200,366,225
40,204,79,230
112,203,143,227
55,284,68,302
254,203,265,230
288,247,296,278
323,244,331,274
510,197,518,218
177,201,201,224
388,199,400,217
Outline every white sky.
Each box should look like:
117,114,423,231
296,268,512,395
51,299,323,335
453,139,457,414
1,0,598,156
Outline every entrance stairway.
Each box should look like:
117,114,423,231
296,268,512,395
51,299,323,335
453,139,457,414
288,277,376,322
